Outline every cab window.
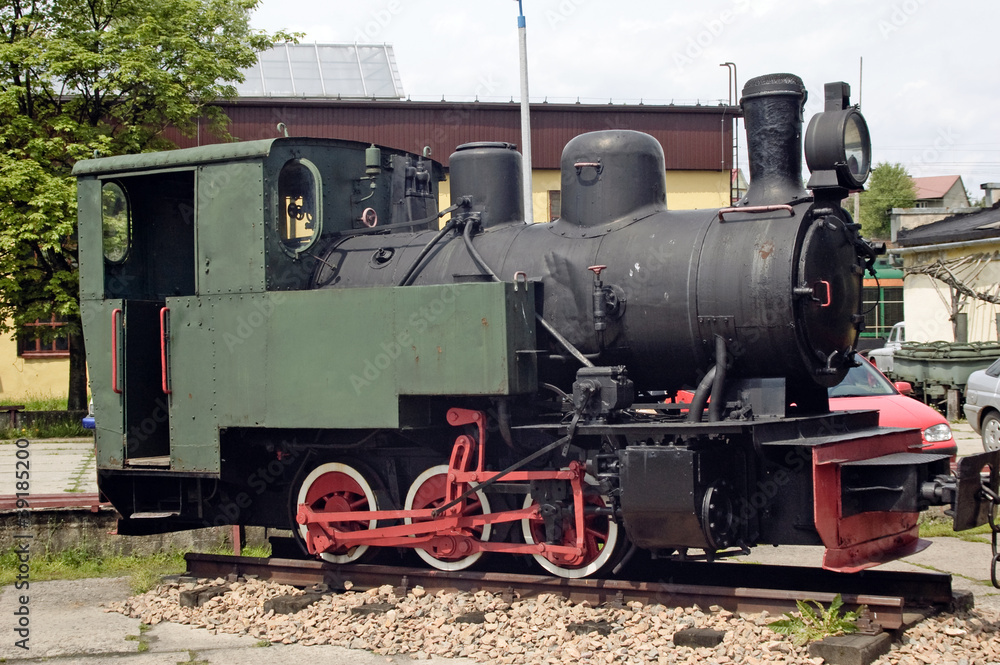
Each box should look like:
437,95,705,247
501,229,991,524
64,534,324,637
278,159,321,252
102,181,131,263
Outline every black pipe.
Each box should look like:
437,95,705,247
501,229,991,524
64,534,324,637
462,218,500,282
708,335,728,422
398,217,458,286
686,366,717,423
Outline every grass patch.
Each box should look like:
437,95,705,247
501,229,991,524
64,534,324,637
0,389,91,440
0,541,273,590
0,419,91,440
0,546,187,588
130,567,168,595
4,391,69,411
125,623,151,653
229,544,272,559
918,509,992,543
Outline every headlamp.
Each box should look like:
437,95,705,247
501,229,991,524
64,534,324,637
805,82,871,191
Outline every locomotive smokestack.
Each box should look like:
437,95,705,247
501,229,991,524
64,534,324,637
740,73,808,206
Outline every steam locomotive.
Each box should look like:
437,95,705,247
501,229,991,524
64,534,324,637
77,73,999,579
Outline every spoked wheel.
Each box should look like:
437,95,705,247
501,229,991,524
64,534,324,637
520,473,621,579
404,465,492,571
296,462,379,564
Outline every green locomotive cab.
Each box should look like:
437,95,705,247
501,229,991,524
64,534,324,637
76,138,486,478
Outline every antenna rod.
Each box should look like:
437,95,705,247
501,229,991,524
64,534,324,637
859,56,863,108
517,1,534,223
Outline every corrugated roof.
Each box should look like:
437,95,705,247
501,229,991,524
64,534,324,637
912,175,960,200
895,201,1000,246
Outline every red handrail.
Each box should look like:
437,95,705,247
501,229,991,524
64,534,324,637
159,307,171,394
111,308,123,394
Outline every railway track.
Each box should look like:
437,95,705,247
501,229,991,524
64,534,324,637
184,552,957,630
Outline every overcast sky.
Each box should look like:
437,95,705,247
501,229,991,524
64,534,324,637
251,0,998,200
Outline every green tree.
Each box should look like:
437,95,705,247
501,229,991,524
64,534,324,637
0,0,293,409
859,162,917,239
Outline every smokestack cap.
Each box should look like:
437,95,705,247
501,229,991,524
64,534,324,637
741,73,807,103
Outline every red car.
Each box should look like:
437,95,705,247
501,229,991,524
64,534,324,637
670,357,955,455
828,356,956,455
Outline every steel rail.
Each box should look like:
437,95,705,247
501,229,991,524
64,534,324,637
183,553,953,630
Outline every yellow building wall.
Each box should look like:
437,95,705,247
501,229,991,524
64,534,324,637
665,171,731,210
439,168,730,221
531,170,562,221
0,326,68,403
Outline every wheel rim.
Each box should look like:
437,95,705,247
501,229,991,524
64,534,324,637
404,465,491,571
985,418,1000,452
520,473,619,579
296,462,377,564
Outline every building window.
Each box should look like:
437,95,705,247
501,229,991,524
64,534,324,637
861,284,904,338
548,191,561,221
17,315,70,358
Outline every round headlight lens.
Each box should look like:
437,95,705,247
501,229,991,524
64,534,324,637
805,108,872,189
923,423,953,443
843,113,870,182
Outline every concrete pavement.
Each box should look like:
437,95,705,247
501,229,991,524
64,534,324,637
952,419,988,457
0,437,98,496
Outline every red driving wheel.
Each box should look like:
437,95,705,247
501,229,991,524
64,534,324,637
296,462,378,564
404,465,491,571
521,473,620,578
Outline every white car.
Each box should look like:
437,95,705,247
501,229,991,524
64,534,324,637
964,358,1000,451
868,321,905,374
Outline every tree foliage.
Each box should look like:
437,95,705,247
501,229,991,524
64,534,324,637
859,162,916,239
0,0,293,408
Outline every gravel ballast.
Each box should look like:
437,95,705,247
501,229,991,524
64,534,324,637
108,578,1000,664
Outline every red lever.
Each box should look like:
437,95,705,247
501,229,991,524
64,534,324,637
587,265,607,278
447,408,487,472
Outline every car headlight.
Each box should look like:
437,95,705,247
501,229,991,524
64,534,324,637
923,423,953,443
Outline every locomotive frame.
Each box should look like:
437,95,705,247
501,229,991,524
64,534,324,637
77,74,1000,580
